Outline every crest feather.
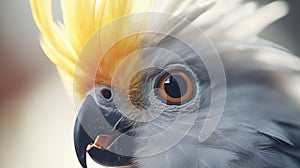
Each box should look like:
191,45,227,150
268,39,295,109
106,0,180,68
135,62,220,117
30,0,152,96
31,0,289,98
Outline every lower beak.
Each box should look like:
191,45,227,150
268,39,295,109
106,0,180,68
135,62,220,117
74,96,133,168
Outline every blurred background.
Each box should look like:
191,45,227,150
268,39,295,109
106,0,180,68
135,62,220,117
0,0,299,168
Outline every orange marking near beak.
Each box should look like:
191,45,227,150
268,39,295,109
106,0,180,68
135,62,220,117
87,134,121,151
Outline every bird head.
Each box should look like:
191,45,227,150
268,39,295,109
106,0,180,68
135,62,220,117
72,17,208,167
31,0,298,168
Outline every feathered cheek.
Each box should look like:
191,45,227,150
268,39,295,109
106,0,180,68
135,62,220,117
105,45,148,110
114,70,150,111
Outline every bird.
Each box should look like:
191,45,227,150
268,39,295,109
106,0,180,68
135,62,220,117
30,0,300,167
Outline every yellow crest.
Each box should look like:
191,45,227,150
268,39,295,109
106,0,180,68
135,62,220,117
30,0,152,98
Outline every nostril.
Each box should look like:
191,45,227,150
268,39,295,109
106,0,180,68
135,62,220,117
101,88,112,100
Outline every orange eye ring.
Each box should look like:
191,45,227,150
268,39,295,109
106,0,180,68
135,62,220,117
157,71,193,104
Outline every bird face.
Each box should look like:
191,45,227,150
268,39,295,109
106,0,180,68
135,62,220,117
31,1,299,167
74,37,204,167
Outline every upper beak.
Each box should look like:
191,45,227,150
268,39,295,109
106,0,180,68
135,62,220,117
74,96,133,168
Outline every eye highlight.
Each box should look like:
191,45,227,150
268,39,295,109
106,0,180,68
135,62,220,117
157,71,193,104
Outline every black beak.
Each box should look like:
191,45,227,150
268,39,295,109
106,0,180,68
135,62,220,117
74,96,133,168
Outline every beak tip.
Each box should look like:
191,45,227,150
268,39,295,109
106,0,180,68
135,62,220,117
74,118,92,168
77,153,87,168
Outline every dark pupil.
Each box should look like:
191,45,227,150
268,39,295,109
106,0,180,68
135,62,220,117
164,75,188,98
101,89,112,100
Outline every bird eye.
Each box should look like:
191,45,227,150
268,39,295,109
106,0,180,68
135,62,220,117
156,71,193,104
100,88,112,100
